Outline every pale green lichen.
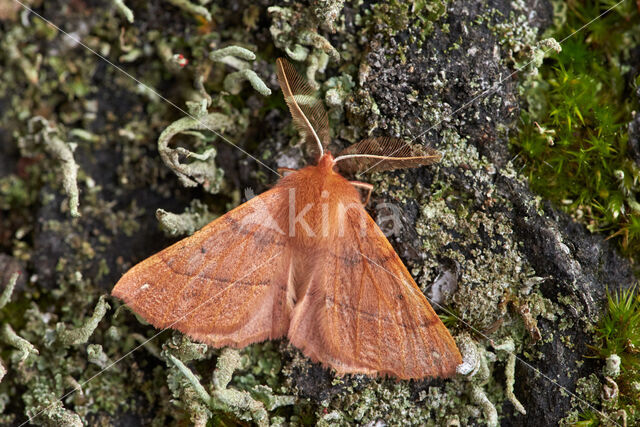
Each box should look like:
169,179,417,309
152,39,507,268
2,27,41,85
1,323,39,363
324,73,355,122
310,0,346,32
56,295,110,346
456,335,499,427
112,0,134,23
471,386,498,427
0,272,19,310
268,4,341,88
158,45,271,192
224,69,272,96
165,342,295,426
18,117,81,217
26,400,83,427
157,112,230,192
604,354,622,378
155,38,187,75
86,344,112,369
494,339,526,415
209,46,272,96
165,0,212,21
156,199,218,237
491,0,559,76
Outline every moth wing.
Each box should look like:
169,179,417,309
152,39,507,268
112,187,293,348
287,205,461,379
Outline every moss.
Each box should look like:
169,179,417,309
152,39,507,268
577,287,640,425
512,0,640,258
559,287,640,425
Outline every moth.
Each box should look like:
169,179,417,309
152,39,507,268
112,58,462,379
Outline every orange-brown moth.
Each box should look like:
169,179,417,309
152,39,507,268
112,58,462,379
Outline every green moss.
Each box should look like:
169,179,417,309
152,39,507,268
593,287,639,422
593,287,640,370
563,287,640,425
512,0,640,257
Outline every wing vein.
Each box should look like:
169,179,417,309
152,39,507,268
354,252,365,362
331,252,340,359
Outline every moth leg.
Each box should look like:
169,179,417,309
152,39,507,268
278,167,299,176
349,181,374,205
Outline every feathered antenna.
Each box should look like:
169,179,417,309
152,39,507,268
334,137,441,173
276,58,330,160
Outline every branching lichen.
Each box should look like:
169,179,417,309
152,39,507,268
156,199,218,237
224,69,272,96
209,46,272,96
2,27,41,85
165,0,212,21
86,344,112,369
26,400,83,427
165,343,295,426
0,272,19,310
157,112,230,192
309,0,345,32
268,5,340,88
112,0,134,23
158,45,270,192
1,323,39,363
456,335,498,427
18,117,81,217
56,295,110,346
494,338,526,415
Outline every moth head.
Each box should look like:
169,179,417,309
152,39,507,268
276,58,441,175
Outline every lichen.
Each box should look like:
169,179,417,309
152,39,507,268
1,323,39,363
18,117,81,217
157,45,272,192
156,199,218,237
0,272,19,310
112,0,134,23
56,295,110,346
165,0,212,22
268,4,341,88
157,112,230,192
209,46,272,96
163,339,295,426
